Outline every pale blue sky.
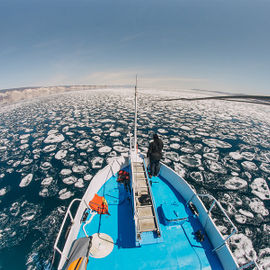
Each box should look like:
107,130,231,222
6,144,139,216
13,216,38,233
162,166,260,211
0,0,269,94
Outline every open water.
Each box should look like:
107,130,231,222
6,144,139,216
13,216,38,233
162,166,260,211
0,89,269,269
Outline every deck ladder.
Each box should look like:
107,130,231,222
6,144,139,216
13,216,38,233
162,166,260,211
131,161,161,243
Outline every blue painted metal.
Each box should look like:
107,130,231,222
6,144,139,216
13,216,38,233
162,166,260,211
160,201,188,226
77,167,223,270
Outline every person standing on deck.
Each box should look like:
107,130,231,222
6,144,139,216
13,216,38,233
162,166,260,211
147,133,163,177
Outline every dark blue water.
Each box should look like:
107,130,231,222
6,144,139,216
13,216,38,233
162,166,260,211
0,90,269,269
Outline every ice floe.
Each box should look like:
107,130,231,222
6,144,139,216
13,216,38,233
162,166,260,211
19,134,30,140
234,214,247,224
99,118,114,123
10,202,20,216
241,152,255,161
62,176,77,185
12,160,21,167
74,178,84,188
43,144,57,153
250,178,270,200
241,161,258,171
257,248,270,270
223,157,241,172
21,210,37,222
55,149,68,160
58,188,74,200
173,163,185,177
62,126,69,132
248,198,269,216
169,143,181,150
164,151,179,162
179,154,201,167
72,165,87,173
239,209,254,218
257,152,270,163
110,131,121,137
41,177,53,186
91,157,104,169
20,144,29,150
0,146,7,152
180,145,196,153
180,125,192,131
76,139,92,150
203,138,232,148
44,133,64,144
229,234,257,266
60,169,72,176
98,146,112,153
205,160,227,174
224,177,248,190
0,187,7,196
260,163,270,174
19,174,33,187
170,136,181,142
203,152,219,161
190,171,204,182
92,128,103,135
92,135,101,141
157,128,168,133
40,162,52,171
83,174,93,181
113,145,129,153
47,129,58,135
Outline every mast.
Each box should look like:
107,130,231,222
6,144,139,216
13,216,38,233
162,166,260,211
134,75,138,152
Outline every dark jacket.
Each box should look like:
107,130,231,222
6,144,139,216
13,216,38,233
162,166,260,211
147,138,163,161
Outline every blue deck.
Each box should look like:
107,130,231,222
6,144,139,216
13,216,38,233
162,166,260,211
77,168,223,270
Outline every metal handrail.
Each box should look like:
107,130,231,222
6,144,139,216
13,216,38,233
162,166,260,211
238,260,261,270
53,198,82,259
82,211,97,237
186,193,262,269
142,157,161,236
187,193,238,252
53,158,119,267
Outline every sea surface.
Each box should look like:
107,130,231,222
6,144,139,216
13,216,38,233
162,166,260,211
0,89,269,269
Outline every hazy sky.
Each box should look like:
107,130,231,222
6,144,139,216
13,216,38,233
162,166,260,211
0,0,269,94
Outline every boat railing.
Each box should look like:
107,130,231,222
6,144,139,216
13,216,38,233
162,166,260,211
238,260,261,270
53,198,89,259
160,163,261,270
187,193,261,270
52,156,128,269
188,193,238,252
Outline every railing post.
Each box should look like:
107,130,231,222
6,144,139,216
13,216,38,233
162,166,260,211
223,228,237,243
208,200,216,214
68,210,74,223
238,260,261,270
186,193,196,206
53,198,81,261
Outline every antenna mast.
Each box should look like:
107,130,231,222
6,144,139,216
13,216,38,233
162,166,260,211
134,75,138,152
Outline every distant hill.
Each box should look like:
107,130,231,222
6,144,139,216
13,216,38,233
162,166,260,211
0,85,119,105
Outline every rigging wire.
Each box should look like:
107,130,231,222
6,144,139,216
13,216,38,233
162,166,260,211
154,94,270,106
